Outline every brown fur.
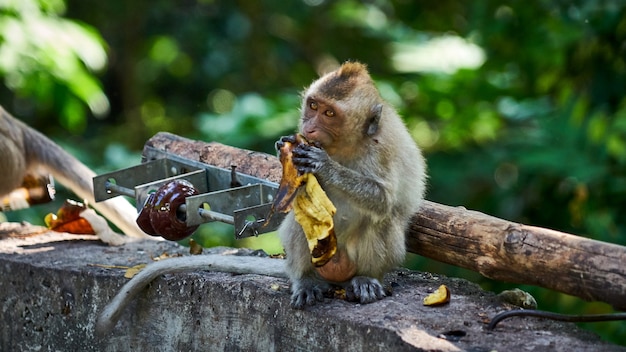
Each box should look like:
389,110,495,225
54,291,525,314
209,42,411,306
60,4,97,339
316,62,369,100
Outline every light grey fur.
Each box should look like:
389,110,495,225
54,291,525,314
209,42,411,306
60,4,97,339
279,62,427,308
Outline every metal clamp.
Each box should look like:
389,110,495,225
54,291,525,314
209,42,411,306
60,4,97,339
93,147,283,238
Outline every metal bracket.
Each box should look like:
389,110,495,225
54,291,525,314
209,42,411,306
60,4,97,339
93,147,283,238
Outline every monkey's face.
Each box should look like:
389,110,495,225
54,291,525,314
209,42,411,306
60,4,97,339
300,95,344,155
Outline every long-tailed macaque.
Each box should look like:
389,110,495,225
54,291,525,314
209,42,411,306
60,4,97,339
0,106,151,242
278,61,426,307
95,61,427,334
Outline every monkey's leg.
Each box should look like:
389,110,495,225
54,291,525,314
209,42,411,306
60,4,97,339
343,221,403,305
278,213,329,309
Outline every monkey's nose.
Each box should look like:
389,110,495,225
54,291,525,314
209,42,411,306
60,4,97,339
303,130,317,139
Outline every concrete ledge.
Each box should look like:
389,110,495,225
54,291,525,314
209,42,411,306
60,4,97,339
1,225,623,351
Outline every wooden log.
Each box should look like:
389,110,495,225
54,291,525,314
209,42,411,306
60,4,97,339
144,132,626,310
407,202,626,310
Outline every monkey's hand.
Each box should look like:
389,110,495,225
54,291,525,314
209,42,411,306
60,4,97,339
292,144,329,174
275,135,298,152
290,277,329,309
346,276,386,304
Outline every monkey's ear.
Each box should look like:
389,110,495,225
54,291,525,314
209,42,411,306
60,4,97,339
366,104,383,136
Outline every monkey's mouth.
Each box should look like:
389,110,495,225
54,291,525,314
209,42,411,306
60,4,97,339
302,130,315,140
301,132,323,148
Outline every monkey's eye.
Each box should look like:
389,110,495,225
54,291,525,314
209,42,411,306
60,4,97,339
309,101,318,110
324,110,335,117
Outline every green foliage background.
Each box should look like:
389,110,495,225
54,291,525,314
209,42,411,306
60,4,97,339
1,0,624,345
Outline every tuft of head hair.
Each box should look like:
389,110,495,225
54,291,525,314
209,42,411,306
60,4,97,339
314,61,375,101
336,61,369,78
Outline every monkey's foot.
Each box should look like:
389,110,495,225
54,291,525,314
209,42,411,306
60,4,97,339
346,276,386,304
290,278,328,309
2,190,31,210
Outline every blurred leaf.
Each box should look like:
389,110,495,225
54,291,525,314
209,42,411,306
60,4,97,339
0,0,108,121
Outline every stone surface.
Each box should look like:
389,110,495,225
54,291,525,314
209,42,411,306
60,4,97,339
1,224,623,352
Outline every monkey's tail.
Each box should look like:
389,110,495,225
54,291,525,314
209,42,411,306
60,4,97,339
18,116,150,239
95,254,287,336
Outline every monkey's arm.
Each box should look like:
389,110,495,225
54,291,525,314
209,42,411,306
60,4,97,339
292,144,391,213
96,255,286,336
1,108,150,240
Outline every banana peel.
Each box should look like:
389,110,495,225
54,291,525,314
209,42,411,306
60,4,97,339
293,173,337,266
423,285,451,306
271,134,308,213
269,134,338,267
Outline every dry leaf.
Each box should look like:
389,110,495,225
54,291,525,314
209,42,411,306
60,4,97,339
88,263,146,279
151,252,181,261
44,200,127,246
124,264,147,279
88,264,132,270
189,238,203,255
423,285,451,306
331,287,347,300
45,199,95,234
